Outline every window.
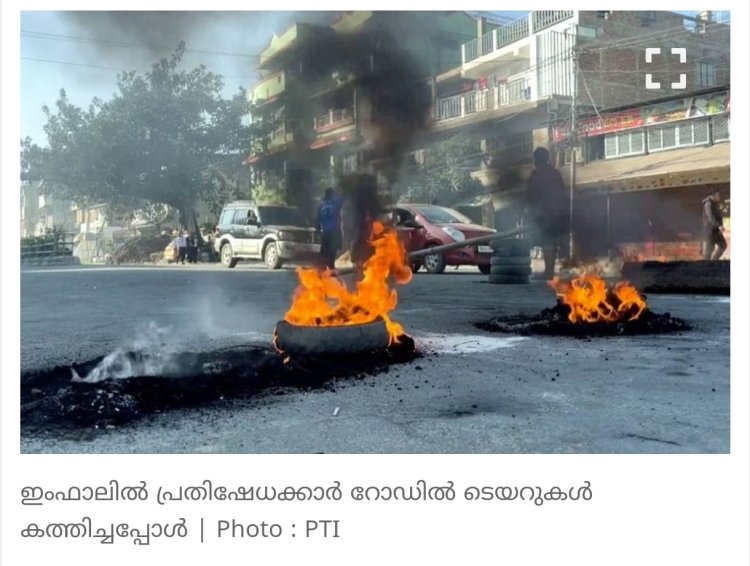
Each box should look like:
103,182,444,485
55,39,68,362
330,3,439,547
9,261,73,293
647,120,711,152
604,130,645,158
231,208,250,225
219,209,235,226
696,62,716,87
713,115,730,141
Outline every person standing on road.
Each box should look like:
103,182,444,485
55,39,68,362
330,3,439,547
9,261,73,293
524,147,570,279
176,232,187,265
317,188,343,270
702,189,727,260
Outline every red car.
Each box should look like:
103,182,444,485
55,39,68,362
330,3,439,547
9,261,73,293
387,204,496,274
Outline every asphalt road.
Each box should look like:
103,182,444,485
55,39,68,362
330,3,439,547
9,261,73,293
20,263,730,454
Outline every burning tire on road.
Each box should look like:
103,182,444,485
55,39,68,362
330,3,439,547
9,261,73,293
274,318,391,356
477,274,690,337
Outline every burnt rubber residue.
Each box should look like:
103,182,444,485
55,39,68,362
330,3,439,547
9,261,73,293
21,336,416,435
475,304,690,337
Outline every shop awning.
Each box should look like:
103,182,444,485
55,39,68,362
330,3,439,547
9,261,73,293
563,143,730,194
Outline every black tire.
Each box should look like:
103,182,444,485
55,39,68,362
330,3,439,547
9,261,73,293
263,241,282,270
490,256,530,266
422,247,446,274
220,242,238,268
274,319,390,355
488,274,530,284
490,265,532,276
478,264,491,275
490,239,531,255
411,262,422,274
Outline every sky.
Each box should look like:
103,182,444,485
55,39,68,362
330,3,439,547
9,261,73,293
20,10,538,145
20,10,725,145
20,11,338,144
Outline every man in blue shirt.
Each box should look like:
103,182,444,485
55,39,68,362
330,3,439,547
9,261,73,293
317,187,343,270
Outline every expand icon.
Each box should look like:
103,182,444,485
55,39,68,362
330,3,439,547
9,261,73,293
645,47,687,90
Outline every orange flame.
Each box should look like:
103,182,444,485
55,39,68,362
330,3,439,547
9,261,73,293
283,221,412,343
548,274,647,323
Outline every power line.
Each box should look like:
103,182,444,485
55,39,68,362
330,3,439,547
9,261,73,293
21,56,136,72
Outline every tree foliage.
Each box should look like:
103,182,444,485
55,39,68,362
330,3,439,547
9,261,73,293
21,45,254,233
392,133,484,206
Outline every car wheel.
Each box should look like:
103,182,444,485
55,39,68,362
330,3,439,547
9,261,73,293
221,243,238,268
264,242,282,270
478,264,491,275
423,248,445,274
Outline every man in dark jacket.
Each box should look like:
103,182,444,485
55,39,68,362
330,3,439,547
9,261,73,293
524,147,570,279
702,189,727,260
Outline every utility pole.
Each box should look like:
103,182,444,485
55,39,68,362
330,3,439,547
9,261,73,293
568,49,578,259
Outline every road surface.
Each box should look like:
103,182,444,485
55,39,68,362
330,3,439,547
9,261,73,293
20,264,730,453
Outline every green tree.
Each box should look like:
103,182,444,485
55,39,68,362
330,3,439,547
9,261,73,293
22,44,253,239
393,133,484,206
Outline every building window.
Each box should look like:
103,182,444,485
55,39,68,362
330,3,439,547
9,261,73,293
696,62,716,87
604,130,646,158
647,119,712,152
713,115,730,141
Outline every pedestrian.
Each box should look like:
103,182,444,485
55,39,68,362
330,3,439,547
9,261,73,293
176,232,187,265
702,189,727,260
187,233,199,264
524,147,570,279
317,187,343,270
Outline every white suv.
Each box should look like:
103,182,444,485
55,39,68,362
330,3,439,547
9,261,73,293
214,201,321,269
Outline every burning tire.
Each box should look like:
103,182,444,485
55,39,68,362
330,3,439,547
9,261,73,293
274,319,391,355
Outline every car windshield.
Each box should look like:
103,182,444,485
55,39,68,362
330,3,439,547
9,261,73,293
412,206,472,224
258,206,309,227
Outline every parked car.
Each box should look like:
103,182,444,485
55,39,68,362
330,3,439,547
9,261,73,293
387,204,496,274
214,201,321,269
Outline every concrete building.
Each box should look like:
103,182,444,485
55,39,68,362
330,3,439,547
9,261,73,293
21,183,76,237
424,10,729,258
246,11,477,214
557,87,730,260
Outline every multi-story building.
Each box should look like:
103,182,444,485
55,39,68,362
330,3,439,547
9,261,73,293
425,10,729,257
22,183,76,236
20,182,39,237
246,11,477,213
557,87,730,260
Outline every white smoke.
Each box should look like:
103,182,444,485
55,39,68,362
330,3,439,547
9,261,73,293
71,322,182,383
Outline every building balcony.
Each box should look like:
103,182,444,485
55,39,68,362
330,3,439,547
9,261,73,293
434,72,534,125
251,70,287,107
461,10,574,66
313,107,355,134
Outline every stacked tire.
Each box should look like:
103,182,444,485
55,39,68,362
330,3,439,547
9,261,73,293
488,239,531,284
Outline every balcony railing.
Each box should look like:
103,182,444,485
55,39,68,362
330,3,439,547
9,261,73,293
462,10,573,64
435,74,533,123
313,107,355,133
532,10,574,32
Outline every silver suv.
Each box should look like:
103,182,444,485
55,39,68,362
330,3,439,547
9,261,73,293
214,201,320,269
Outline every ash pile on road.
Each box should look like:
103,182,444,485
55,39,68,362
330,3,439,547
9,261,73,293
21,337,416,435
475,303,690,338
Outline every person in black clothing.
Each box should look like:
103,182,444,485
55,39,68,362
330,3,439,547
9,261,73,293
524,147,570,279
702,189,727,260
